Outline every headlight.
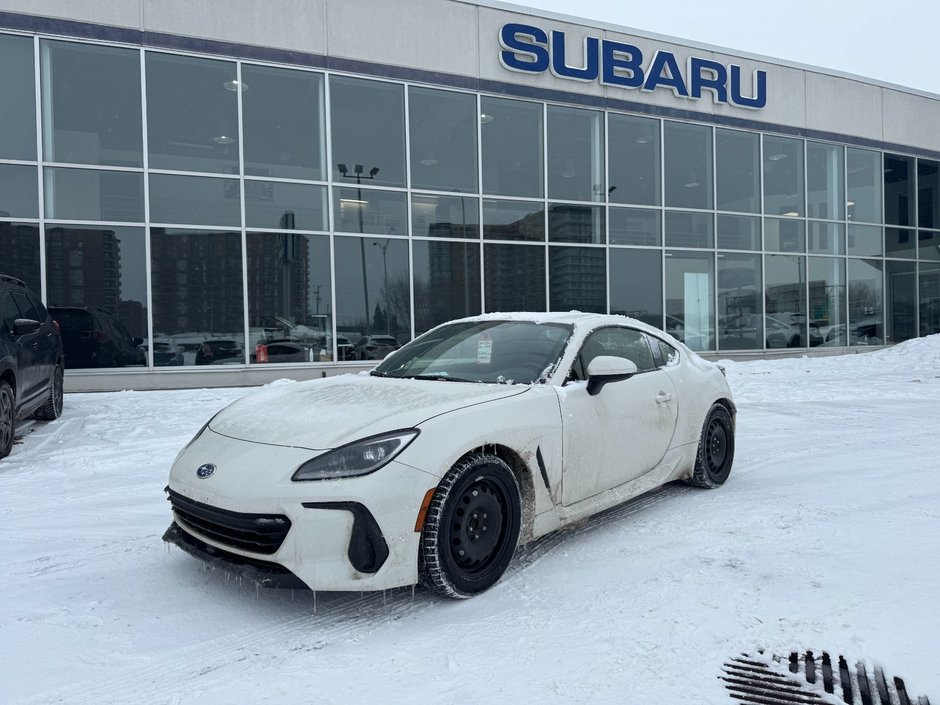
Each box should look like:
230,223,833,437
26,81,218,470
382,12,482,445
292,429,420,481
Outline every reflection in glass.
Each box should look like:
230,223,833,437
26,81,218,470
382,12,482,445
920,230,940,261
413,240,481,334
0,34,37,161
609,248,662,327
884,154,914,226
409,87,477,193
483,200,544,241
481,96,543,198
0,223,40,290
333,187,406,235
549,246,605,313
665,251,714,351
664,122,712,210
484,244,545,312
808,256,845,345
765,254,807,347
716,129,759,213
848,259,883,345
717,214,761,251
45,225,147,368
150,229,244,364
919,160,940,229
247,232,331,364
547,106,604,202
608,114,660,206
334,236,410,351
609,208,660,246
146,53,239,174
44,168,144,222
807,221,845,255
331,76,405,188
717,253,761,350
884,227,916,259
150,174,240,227
244,181,326,231
885,260,916,343
807,142,844,220
0,164,39,218
41,40,142,167
411,194,479,238
847,148,882,223
764,217,805,252
847,224,882,257
548,204,604,244
920,262,940,337
665,211,713,248
242,64,325,181
763,135,804,216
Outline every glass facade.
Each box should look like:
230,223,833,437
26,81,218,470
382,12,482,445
2,28,939,375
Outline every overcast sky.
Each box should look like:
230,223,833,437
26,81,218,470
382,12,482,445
515,0,940,95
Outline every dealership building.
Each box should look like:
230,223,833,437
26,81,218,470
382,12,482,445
1,0,939,390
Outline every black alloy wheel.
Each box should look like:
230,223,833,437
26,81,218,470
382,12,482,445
688,404,735,489
35,364,64,421
420,453,522,599
0,381,14,459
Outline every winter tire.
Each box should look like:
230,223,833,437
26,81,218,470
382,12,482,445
0,381,14,459
420,453,521,599
34,363,64,421
687,403,734,489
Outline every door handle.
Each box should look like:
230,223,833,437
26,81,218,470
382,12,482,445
655,392,673,405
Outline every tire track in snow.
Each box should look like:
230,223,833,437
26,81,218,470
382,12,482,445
13,584,434,705
14,484,693,705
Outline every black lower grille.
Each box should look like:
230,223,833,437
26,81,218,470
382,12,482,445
166,488,291,555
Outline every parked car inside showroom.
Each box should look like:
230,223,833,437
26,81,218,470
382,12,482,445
1,275,65,460
164,312,735,598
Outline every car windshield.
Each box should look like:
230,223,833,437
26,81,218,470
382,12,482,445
373,320,572,384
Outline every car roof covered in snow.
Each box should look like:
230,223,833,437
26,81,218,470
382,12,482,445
445,311,677,341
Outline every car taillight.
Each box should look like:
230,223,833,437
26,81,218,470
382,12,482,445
52,320,60,333
255,344,268,363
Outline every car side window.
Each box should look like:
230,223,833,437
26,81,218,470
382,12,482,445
26,293,49,321
11,291,39,322
655,338,679,367
2,292,20,332
573,327,656,380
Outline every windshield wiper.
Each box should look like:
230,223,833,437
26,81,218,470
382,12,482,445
369,370,391,377
405,373,480,383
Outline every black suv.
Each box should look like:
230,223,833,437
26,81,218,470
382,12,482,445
47,306,145,369
1,275,65,459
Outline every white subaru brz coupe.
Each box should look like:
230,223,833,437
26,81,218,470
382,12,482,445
164,312,736,599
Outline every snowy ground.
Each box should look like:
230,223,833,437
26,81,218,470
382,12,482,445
2,339,939,704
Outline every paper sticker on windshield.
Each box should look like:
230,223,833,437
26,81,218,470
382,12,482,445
476,338,492,364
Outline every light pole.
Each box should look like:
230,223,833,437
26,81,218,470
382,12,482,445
337,163,379,334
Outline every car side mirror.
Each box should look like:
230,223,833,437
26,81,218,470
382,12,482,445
586,355,638,396
13,318,41,336
133,337,144,346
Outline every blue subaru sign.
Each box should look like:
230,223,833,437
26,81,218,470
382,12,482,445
196,463,216,479
499,23,767,110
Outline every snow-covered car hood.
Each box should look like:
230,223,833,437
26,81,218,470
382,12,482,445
208,373,528,450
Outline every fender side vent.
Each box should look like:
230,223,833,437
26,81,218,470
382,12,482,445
722,651,931,705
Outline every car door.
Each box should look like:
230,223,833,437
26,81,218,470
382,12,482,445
7,291,42,404
560,326,679,506
25,292,58,383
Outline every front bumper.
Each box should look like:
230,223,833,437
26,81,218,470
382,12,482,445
165,428,438,591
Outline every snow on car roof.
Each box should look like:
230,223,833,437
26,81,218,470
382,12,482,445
447,311,677,341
